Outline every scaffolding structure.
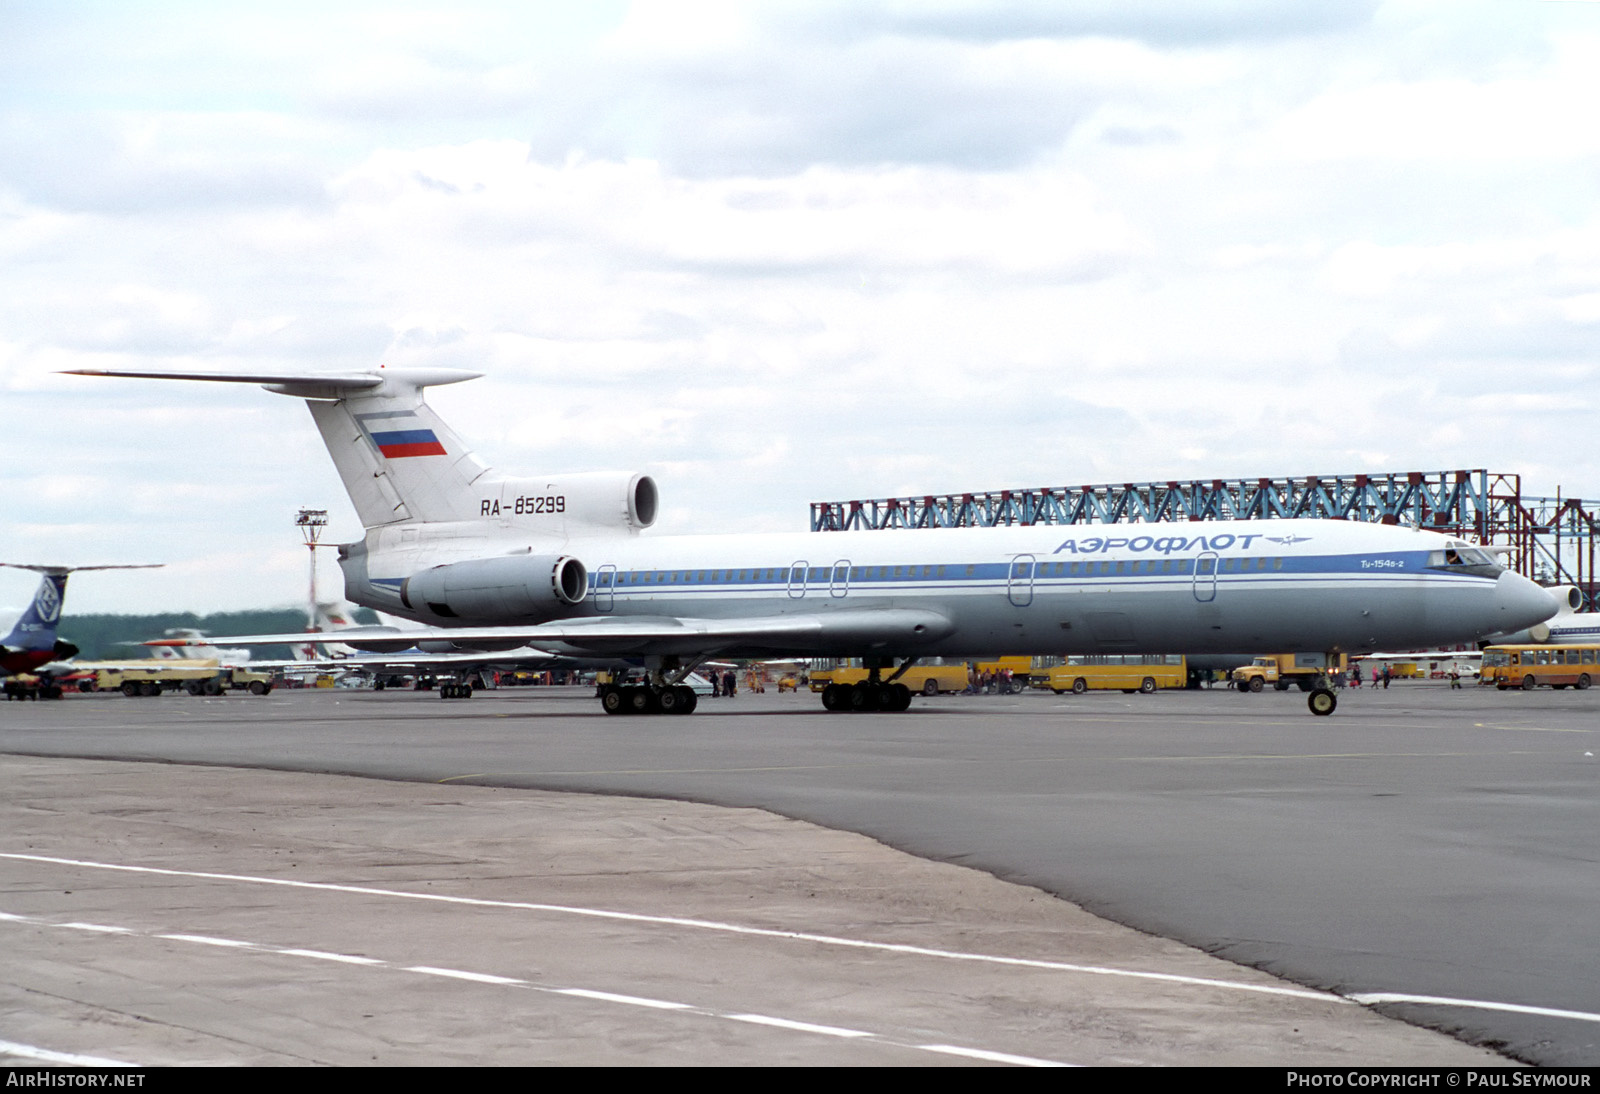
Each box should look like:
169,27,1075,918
810,470,1600,609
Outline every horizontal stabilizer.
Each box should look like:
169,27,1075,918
63,366,481,402
62,368,383,388
1,563,163,576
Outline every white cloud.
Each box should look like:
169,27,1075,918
3,0,1599,613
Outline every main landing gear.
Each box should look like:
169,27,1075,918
598,683,699,716
818,657,920,713
598,657,702,716
820,680,912,713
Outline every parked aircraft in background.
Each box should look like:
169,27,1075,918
142,599,574,699
69,366,1558,716
2,563,162,699
146,628,252,666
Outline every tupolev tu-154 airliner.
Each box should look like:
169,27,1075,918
68,366,1557,716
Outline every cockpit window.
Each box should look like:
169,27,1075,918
1428,542,1505,577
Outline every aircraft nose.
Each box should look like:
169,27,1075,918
1494,571,1560,632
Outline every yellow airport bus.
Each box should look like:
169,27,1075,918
1479,644,1599,690
808,657,969,696
1029,654,1186,695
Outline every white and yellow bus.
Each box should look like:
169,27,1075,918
1029,654,1187,695
1479,644,1599,691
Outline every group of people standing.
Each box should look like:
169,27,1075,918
1344,665,1393,688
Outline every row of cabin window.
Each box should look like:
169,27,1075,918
1513,647,1599,665
604,557,1289,586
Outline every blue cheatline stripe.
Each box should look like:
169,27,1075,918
375,552,1492,595
583,553,1475,589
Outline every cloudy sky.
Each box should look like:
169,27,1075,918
3,0,1599,616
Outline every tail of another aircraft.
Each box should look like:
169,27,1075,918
291,602,362,660
2,567,71,652
64,367,491,528
2,564,161,667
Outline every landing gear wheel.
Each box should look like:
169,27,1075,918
1308,688,1337,716
883,683,912,712
626,687,659,715
849,682,881,712
821,683,846,712
601,687,626,715
658,687,686,715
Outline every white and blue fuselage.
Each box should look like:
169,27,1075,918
339,518,1552,659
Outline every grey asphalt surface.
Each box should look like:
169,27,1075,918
3,681,1597,1064
2,755,1504,1066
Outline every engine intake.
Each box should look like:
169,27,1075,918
401,554,587,623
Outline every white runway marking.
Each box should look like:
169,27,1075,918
919,1043,1072,1067
60,922,134,934
156,933,253,948
404,965,524,985
0,1038,138,1068
0,850,1337,1003
726,1013,873,1038
554,988,693,1010
278,948,383,965
1350,992,1600,1025
1,907,1073,1066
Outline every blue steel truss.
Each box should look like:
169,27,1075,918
810,470,1600,609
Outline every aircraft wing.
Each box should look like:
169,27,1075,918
149,609,956,658
291,649,560,670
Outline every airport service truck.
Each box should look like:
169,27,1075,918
88,663,275,697
1230,653,1346,693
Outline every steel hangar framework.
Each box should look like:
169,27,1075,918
810,470,1600,610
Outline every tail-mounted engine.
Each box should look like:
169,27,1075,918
484,472,658,533
401,554,588,624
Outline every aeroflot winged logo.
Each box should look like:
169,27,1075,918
355,411,447,459
1050,531,1311,555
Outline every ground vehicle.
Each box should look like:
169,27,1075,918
88,663,275,697
809,657,969,696
1030,655,1186,694
1479,644,1599,690
1230,653,1346,693
3,674,64,700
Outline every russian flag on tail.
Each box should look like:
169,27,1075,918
370,428,447,459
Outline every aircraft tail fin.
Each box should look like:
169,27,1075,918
1,563,160,652
2,569,70,651
64,367,491,528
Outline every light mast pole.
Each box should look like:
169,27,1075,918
295,508,329,633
